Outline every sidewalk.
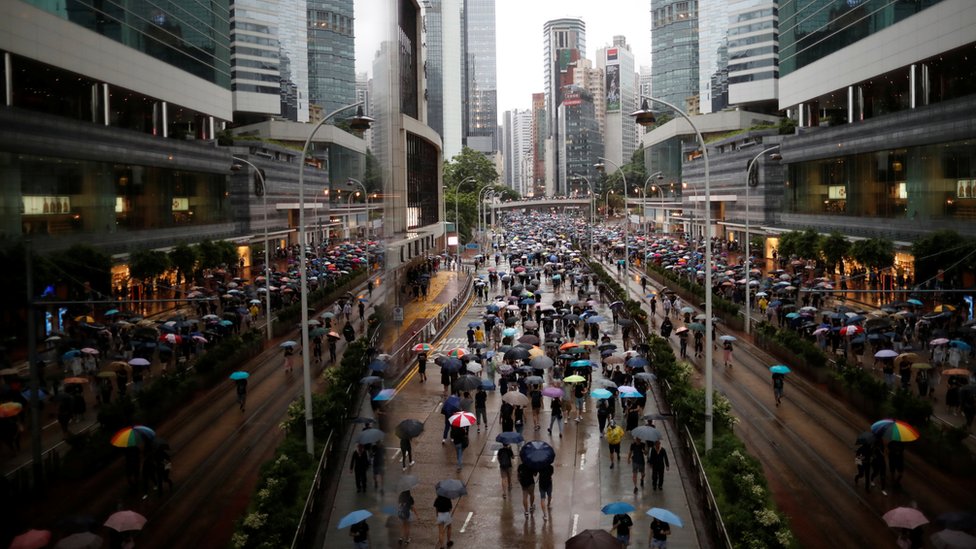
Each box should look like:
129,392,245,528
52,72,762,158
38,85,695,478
321,259,702,549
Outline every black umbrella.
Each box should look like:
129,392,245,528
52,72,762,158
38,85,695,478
631,426,662,442
452,375,482,392
855,431,876,445
936,511,976,531
395,419,424,439
435,478,468,499
504,317,518,326
504,347,530,361
566,529,620,549
518,334,540,346
519,440,555,471
356,428,385,445
618,318,634,327
529,356,554,370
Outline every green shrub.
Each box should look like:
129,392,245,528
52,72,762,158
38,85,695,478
644,262,741,319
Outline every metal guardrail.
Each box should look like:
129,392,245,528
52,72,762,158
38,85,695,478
592,259,731,549
291,420,337,549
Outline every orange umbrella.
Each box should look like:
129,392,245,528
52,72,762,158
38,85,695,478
559,342,578,351
0,402,23,418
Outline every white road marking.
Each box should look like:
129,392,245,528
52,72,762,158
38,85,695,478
491,450,497,463
572,514,579,536
391,448,401,461
434,402,442,412
459,511,474,533
580,453,586,470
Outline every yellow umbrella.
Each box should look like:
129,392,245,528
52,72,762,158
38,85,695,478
934,304,955,313
527,346,545,359
563,375,586,383
577,340,597,347
74,315,95,324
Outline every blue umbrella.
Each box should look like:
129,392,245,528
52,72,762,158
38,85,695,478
104,309,120,316
949,340,972,351
520,298,536,306
769,365,791,375
373,388,396,401
590,388,613,400
602,502,636,515
439,358,464,373
571,359,592,368
486,304,500,313
646,507,683,527
443,395,461,414
626,357,649,368
502,328,518,337
468,322,481,328
495,432,524,445
337,509,372,529
368,360,388,372
585,315,606,324
519,440,555,471
479,380,497,391
620,391,643,399
229,371,250,381
906,299,923,306
61,350,82,360
21,388,47,400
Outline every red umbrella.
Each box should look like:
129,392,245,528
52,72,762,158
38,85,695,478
448,411,476,428
9,529,51,549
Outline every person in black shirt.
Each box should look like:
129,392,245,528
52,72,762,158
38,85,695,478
650,517,671,548
235,378,247,412
500,401,514,432
529,385,543,430
349,443,371,493
517,461,536,517
612,513,633,547
537,463,554,522
649,440,670,490
628,439,646,494
397,489,417,545
433,494,454,548
497,443,514,497
417,352,428,383
349,518,369,548
475,387,488,432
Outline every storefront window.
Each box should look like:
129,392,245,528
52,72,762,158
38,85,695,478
787,139,975,221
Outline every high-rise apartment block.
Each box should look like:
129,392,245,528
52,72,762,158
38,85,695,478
727,0,778,113
597,36,637,168
462,0,498,154
651,0,700,112
543,17,586,195
307,0,356,116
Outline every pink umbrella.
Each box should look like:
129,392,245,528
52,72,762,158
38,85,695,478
882,507,928,530
9,529,51,549
104,510,147,532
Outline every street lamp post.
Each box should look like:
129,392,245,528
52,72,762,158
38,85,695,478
297,102,372,455
345,178,370,276
596,157,628,278
681,182,700,240
451,176,476,267
743,145,781,336
231,156,273,342
639,172,664,267
631,95,715,451
571,174,596,258
478,186,494,249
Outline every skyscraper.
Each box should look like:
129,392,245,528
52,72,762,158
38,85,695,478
557,85,603,196
726,0,778,113
597,36,637,168
698,0,729,113
307,0,356,116
543,17,586,195
423,0,463,160
502,109,533,196
531,92,547,197
651,0,699,112
463,0,498,154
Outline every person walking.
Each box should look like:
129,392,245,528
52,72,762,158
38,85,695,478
538,463,554,522
650,517,672,549
235,378,248,412
450,424,468,472
606,420,624,469
372,444,385,492
888,440,905,490
649,440,670,490
869,441,888,495
349,518,369,549
722,340,734,368
573,382,586,422
548,396,564,437
596,399,609,435
517,459,536,517
854,442,872,492
397,489,418,546
350,443,371,493
474,386,488,433
328,337,337,363
283,347,294,374
399,434,414,471
611,513,634,548
433,493,454,549
628,438,647,494
416,352,428,383
497,442,514,498
772,373,785,406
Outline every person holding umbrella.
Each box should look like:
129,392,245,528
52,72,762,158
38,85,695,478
450,422,468,472
397,487,418,545
235,377,248,412
649,516,672,548
611,512,634,547
417,352,428,383
433,492,454,549
538,462,554,522
517,457,536,517
497,441,515,498
772,373,785,406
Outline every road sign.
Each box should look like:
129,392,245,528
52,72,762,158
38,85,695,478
393,307,404,323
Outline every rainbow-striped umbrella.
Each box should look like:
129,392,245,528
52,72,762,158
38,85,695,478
411,343,432,352
446,348,467,358
110,425,156,448
870,419,920,442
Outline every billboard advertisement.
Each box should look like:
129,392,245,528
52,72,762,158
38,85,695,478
605,63,620,112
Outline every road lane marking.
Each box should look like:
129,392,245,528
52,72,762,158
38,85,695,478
580,453,586,470
491,450,497,463
434,402,442,412
572,514,579,536
459,511,474,533
391,448,401,461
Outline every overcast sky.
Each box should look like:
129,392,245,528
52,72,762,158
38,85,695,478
495,1,652,118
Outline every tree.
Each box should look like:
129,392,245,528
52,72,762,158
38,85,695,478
168,244,198,287
777,229,821,261
362,149,383,194
489,184,520,202
47,244,112,299
444,147,498,191
911,230,976,288
446,190,478,244
850,238,895,276
197,240,237,270
129,250,171,283
819,232,851,274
